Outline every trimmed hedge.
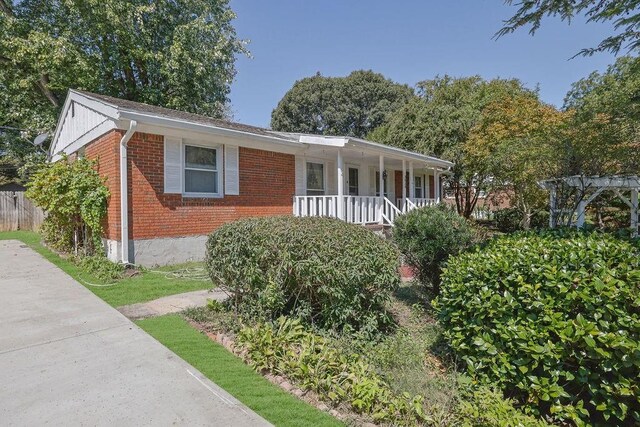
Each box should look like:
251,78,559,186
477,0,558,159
435,231,640,425
205,216,400,333
393,205,477,292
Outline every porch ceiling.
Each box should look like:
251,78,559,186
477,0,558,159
301,145,445,172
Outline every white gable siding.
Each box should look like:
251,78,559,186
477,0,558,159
51,101,115,161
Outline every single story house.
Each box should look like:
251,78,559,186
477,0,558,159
50,90,453,265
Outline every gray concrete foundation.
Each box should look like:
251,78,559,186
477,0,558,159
104,235,208,266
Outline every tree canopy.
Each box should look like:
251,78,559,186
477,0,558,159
562,55,640,176
499,0,640,56
369,75,535,217
0,0,247,181
270,70,414,138
465,94,570,227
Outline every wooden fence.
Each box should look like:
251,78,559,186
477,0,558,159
0,191,45,231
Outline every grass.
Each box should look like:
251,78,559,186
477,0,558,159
0,230,211,306
137,315,342,427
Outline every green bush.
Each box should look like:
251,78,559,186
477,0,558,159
495,207,548,233
435,231,640,425
205,216,400,333
26,156,109,253
393,205,477,293
75,254,124,282
456,387,549,427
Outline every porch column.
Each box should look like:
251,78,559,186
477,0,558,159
631,189,638,237
434,169,441,203
379,154,385,224
409,162,415,199
337,149,344,220
402,160,407,210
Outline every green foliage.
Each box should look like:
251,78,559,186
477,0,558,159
435,231,640,425
494,207,548,233
0,0,247,168
457,387,549,427
75,254,124,282
393,205,477,292
499,0,640,56
271,70,414,138
237,317,440,425
370,76,535,217
26,156,109,253
205,216,400,333
563,56,640,176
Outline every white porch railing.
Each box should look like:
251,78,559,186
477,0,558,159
294,195,434,226
397,197,437,212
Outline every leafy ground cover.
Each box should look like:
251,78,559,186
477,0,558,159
184,280,548,426
0,231,210,306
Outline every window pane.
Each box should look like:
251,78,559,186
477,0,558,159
414,176,423,198
185,145,216,170
185,169,217,193
306,162,324,192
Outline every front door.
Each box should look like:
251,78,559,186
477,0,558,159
346,166,359,196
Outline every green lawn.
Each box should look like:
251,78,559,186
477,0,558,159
0,230,211,306
138,315,342,427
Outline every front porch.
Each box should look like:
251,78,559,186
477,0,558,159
291,136,451,226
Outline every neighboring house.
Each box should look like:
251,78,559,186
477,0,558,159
50,90,453,265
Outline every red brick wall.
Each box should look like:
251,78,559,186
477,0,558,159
85,130,122,240
126,132,295,240
429,175,435,198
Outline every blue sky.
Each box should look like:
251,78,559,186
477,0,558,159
228,1,618,127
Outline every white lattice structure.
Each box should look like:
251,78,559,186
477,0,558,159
540,176,640,236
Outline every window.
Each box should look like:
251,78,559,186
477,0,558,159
306,162,324,196
348,167,359,196
414,176,423,199
375,171,388,197
184,145,219,195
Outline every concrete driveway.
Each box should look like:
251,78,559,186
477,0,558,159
0,240,270,427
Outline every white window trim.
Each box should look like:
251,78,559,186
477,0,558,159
415,174,424,199
304,159,327,196
347,163,360,196
182,142,224,198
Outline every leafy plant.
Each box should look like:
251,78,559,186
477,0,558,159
236,317,440,425
26,156,109,254
75,254,124,282
435,231,640,425
494,207,548,233
205,216,400,334
393,205,477,293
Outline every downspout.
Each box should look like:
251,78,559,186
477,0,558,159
120,120,137,264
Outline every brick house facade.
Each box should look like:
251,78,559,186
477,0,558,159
50,90,452,265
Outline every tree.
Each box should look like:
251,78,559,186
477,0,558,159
369,75,535,218
270,70,414,138
0,0,247,181
563,55,640,176
498,0,640,56
465,94,570,228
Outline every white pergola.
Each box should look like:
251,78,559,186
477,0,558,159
540,176,640,236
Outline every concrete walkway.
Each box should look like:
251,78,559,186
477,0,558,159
0,240,270,427
118,289,227,320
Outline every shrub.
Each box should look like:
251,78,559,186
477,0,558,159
205,216,400,333
26,156,109,253
435,231,640,425
393,205,477,293
495,207,548,233
456,387,549,427
75,254,124,282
